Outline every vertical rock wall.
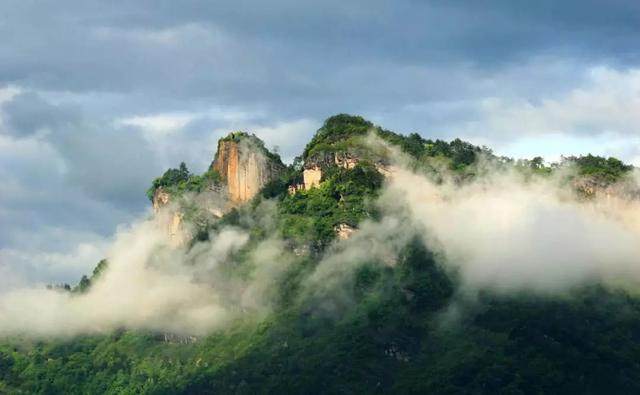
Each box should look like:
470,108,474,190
152,187,187,247
212,139,283,204
303,166,322,190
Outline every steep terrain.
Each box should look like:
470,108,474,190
211,132,285,204
147,132,285,244
2,114,640,394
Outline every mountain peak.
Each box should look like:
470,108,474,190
302,114,375,159
211,132,285,204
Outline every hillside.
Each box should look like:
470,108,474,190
1,115,640,394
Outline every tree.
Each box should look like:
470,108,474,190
76,275,91,293
530,156,544,169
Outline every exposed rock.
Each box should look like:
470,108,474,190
334,152,359,169
211,136,284,204
160,333,198,344
208,207,224,218
151,187,188,247
290,151,392,193
150,133,282,246
168,212,186,246
572,176,640,202
152,187,171,214
303,166,322,190
335,223,356,240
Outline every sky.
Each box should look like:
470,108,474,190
1,0,640,287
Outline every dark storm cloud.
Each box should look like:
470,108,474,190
1,0,639,110
1,0,640,286
2,92,158,208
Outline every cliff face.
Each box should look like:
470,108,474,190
152,188,171,213
211,137,284,204
152,187,188,247
150,133,283,244
296,150,391,191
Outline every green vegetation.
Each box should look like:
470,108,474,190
1,114,638,394
73,259,108,294
567,153,633,183
3,247,640,393
278,162,384,248
146,162,222,202
303,114,494,174
302,114,374,159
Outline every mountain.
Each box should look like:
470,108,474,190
146,132,285,246
1,114,639,394
211,132,285,204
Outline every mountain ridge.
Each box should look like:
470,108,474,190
1,114,639,394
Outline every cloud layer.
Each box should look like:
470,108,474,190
383,167,640,294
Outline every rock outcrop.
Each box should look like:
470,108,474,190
150,133,283,245
303,166,322,190
152,187,188,247
334,223,356,240
294,150,391,192
152,188,171,212
211,134,284,204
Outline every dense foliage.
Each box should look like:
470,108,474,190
3,251,640,394
302,114,374,159
1,114,638,394
303,114,494,174
567,154,633,184
278,161,383,248
146,163,222,202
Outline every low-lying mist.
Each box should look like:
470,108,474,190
0,199,292,338
382,163,640,295
2,139,640,338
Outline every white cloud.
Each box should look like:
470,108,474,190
249,118,319,163
465,66,640,139
120,113,196,139
382,165,640,294
0,86,21,105
0,240,108,290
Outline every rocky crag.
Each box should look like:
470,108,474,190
211,132,285,204
152,187,188,247
151,132,285,246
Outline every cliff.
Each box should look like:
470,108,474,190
296,144,391,191
152,187,188,247
148,133,284,246
211,133,285,204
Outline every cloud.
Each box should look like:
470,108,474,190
0,202,293,337
248,119,319,163
1,91,159,206
467,67,640,139
381,165,640,294
0,241,108,290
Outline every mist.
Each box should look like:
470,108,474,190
0,200,291,338
300,136,640,312
3,137,640,338
380,164,640,294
